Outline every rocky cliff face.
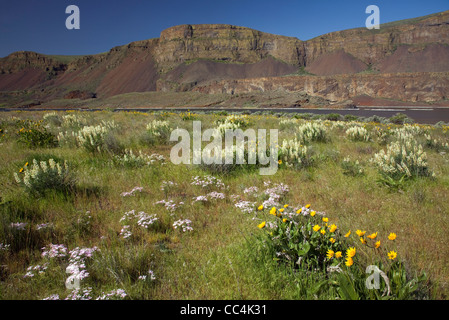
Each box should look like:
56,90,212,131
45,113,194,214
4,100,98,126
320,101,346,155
0,52,67,91
303,10,449,66
155,24,305,73
193,72,449,104
0,51,66,74
1,10,449,106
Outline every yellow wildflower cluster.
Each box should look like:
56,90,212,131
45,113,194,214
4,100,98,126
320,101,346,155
346,228,398,261
257,202,400,272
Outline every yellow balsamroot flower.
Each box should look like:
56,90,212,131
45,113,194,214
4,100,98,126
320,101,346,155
327,250,334,259
388,233,397,241
345,257,354,267
329,238,336,244
282,218,288,223
375,240,381,249
387,250,397,260
270,207,277,216
19,167,24,173
24,162,29,167
329,224,337,233
322,217,329,223
279,208,284,213
305,204,311,209
313,225,321,232
335,251,342,258
297,208,303,214
284,204,289,208
310,210,315,217
367,232,378,240
346,247,356,258
258,205,264,211
360,237,367,245
278,160,282,165
344,230,351,238
320,229,326,235
258,221,266,229
356,230,366,237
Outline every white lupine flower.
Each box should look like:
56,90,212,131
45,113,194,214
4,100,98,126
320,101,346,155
296,122,327,144
346,126,371,142
74,122,115,153
40,161,48,173
115,149,162,167
372,140,433,178
48,158,56,169
146,120,171,138
62,114,86,127
279,118,299,128
15,158,70,194
279,138,310,167
215,120,241,136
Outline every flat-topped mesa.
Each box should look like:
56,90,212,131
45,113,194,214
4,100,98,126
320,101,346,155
155,24,305,73
159,24,297,42
304,10,449,65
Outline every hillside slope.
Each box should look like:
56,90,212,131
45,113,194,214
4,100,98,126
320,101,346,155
1,10,449,107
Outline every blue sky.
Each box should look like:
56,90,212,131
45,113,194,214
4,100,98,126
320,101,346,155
0,0,448,57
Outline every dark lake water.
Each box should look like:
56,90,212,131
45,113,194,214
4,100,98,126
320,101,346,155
2,106,449,124
270,106,449,124
122,106,449,124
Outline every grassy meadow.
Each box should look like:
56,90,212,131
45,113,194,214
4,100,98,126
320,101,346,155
0,109,448,300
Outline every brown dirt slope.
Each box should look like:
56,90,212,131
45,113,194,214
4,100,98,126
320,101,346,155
31,39,159,99
0,68,47,91
0,51,66,91
376,43,449,73
305,50,367,76
96,49,158,97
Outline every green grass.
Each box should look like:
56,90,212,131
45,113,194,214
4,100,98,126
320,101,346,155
0,110,448,300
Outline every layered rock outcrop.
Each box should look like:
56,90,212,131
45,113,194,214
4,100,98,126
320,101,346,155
1,10,449,106
193,72,449,104
155,24,305,73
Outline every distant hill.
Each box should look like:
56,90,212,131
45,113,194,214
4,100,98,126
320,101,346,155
1,10,449,108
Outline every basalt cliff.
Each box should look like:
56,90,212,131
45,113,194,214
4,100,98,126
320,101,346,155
1,10,449,108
